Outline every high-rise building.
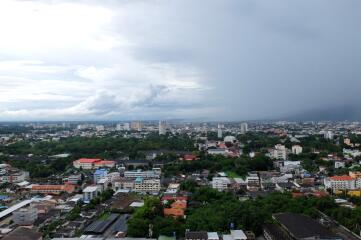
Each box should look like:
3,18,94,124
217,124,223,139
123,122,130,131
272,144,287,160
96,125,105,131
240,122,248,134
324,130,334,140
291,145,303,155
159,120,167,135
131,121,142,131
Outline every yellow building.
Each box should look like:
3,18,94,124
348,190,361,197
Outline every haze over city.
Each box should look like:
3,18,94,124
1,0,361,121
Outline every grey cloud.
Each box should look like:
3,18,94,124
1,0,361,120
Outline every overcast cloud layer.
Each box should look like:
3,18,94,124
0,0,360,121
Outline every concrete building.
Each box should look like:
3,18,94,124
95,125,105,131
291,145,303,155
130,121,142,131
83,186,99,202
324,130,334,140
134,178,160,193
124,169,160,179
73,158,115,170
116,123,122,131
0,166,29,184
212,177,231,191
113,178,135,191
66,174,82,184
123,122,130,131
106,172,120,182
93,169,108,184
159,120,167,135
334,161,345,169
268,213,342,240
31,183,76,194
2,227,42,240
324,175,356,190
246,173,260,191
278,161,301,173
356,178,361,189
240,122,248,134
217,124,223,139
272,144,287,160
12,207,37,225
208,148,227,155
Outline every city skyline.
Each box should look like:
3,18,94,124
0,0,361,121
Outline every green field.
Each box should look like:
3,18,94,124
226,171,240,178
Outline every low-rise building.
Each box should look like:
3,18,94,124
291,145,302,155
185,231,208,240
134,178,160,193
212,177,231,191
2,227,42,240
65,174,82,184
165,183,180,194
93,169,108,184
223,230,247,240
73,158,115,170
0,166,29,184
334,161,345,169
272,144,287,160
246,173,260,191
324,175,356,190
113,178,135,191
83,186,99,202
12,207,38,225
164,200,187,218
124,169,160,179
31,183,76,194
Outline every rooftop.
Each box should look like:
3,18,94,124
329,175,354,181
274,213,340,239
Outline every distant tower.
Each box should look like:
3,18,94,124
159,120,167,135
123,122,130,131
324,130,334,140
240,122,248,134
217,123,223,139
131,121,142,131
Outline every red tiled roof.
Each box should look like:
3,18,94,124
184,154,197,161
161,196,188,202
164,208,184,217
329,175,354,181
76,158,102,163
292,192,304,198
171,200,187,209
31,184,75,193
311,191,329,198
94,160,115,164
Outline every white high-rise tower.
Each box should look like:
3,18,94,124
217,123,223,139
159,120,167,135
240,122,248,134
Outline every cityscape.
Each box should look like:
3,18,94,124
1,0,361,240
0,121,360,239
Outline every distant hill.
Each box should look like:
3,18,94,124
282,105,361,122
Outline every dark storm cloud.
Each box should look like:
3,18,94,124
0,0,360,120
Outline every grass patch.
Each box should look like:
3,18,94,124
98,212,110,220
226,171,240,178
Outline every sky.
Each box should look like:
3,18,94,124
0,0,360,121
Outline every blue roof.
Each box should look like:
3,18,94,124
135,177,143,183
0,195,9,200
94,169,108,175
